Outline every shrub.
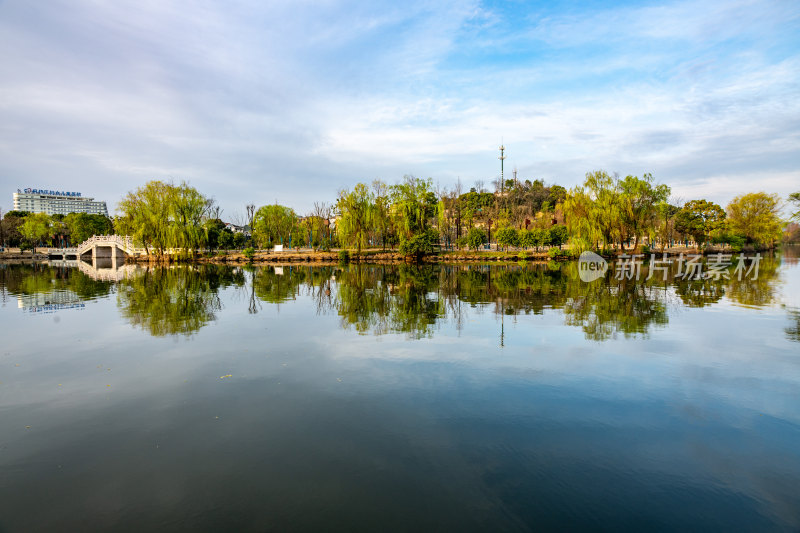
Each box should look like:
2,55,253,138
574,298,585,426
338,249,350,263
399,229,438,259
715,233,747,252
466,227,486,251
243,247,255,261
549,247,576,259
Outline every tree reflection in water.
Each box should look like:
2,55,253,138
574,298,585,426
0,263,113,303
116,265,245,336
2,254,792,341
247,259,784,341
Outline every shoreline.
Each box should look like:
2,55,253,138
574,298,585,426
0,245,779,266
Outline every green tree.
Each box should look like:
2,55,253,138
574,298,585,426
116,180,212,256
495,227,519,251
726,192,783,247
547,185,567,207
253,204,297,249
337,183,374,255
4,210,31,218
519,229,536,250
585,171,620,248
390,176,437,242
548,225,568,249
788,192,800,221
218,227,234,250
563,187,598,251
399,229,438,259
19,212,53,254
372,180,393,250
674,199,726,248
465,227,486,251
617,173,670,249
170,182,213,254
203,218,226,250
116,180,173,255
64,213,114,245
563,171,620,250
1,211,30,247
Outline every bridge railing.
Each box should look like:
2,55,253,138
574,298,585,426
76,235,144,255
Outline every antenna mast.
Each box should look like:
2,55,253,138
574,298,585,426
498,143,506,194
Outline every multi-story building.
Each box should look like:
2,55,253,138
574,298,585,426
12,187,109,217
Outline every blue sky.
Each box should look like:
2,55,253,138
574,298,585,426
0,0,798,218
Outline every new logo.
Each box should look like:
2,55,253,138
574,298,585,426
578,251,608,282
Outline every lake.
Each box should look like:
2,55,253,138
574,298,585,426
1,250,799,531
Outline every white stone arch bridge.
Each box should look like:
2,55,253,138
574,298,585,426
48,235,144,265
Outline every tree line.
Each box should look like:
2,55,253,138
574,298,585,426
2,175,798,255
563,171,791,252
0,210,113,253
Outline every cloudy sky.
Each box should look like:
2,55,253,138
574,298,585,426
1,0,798,218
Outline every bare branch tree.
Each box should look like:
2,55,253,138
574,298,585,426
208,204,223,220
310,201,333,249
246,204,255,228
229,210,247,227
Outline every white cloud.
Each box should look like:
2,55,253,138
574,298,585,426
0,0,797,216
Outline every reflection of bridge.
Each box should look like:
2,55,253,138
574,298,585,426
41,258,141,281
77,260,140,281
48,235,145,265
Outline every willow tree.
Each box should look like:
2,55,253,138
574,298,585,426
337,183,374,255
372,180,393,250
584,170,621,248
116,180,213,255
563,171,622,251
252,204,297,248
170,182,213,254
562,187,600,251
116,181,172,255
617,173,670,250
790,192,800,221
389,176,437,242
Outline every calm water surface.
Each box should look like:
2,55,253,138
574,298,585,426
1,250,799,531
